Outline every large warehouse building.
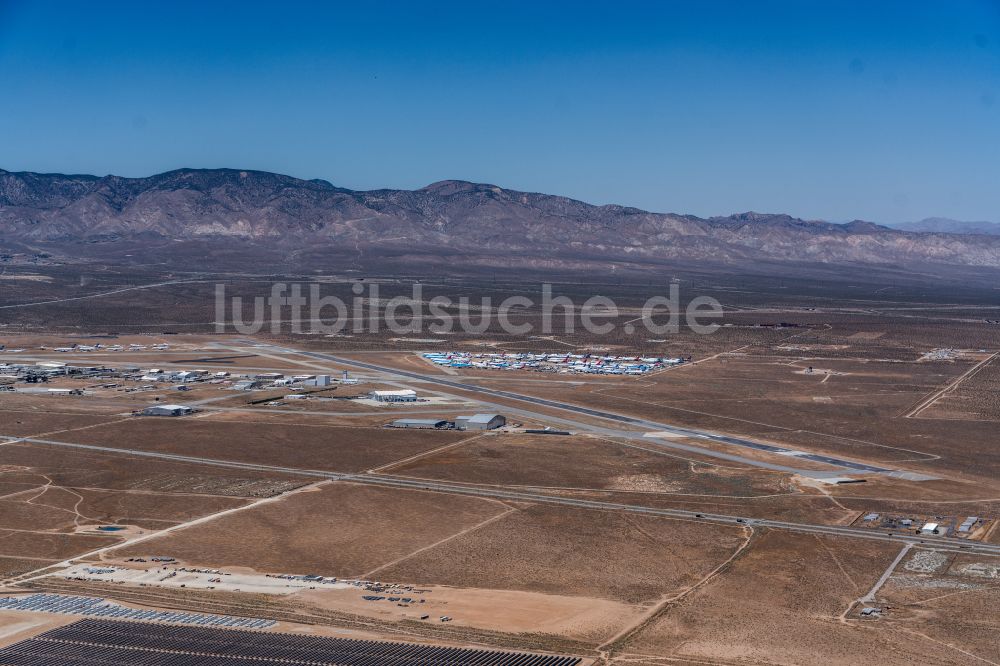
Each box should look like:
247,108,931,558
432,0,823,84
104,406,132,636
390,418,449,429
369,389,418,403
455,413,506,431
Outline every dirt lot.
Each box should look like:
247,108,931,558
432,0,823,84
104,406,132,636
115,482,510,577
876,551,1000,662
376,504,747,604
0,407,120,437
0,394,128,419
917,354,1000,421
296,583,639,642
0,529,117,561
388,433,799,497
620,529,965,665
0,610,75,649
46,414,471,473
0,486,249,532
0,442,306,497
0,558,57,580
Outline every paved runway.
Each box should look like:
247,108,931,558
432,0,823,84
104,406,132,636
259,344,934,481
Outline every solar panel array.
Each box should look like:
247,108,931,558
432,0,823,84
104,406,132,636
0,594,275,629
0,619,581,666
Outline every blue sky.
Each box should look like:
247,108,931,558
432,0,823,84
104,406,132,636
0,0,998,223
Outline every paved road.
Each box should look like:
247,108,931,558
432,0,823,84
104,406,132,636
860,543,913,603
8,435,998,557
259,344,932,481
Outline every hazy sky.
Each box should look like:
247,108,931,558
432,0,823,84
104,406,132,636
1,1,998,223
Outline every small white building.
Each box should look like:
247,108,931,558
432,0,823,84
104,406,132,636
369,389,417,403
920,522,939,535
142,404,193,417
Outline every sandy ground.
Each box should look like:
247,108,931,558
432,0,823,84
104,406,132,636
0,609,75,648
298,584,640,640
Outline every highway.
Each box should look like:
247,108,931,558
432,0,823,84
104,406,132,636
8,435,1000,558
262,344,930,480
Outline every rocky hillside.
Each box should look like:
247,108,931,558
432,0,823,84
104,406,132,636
2,167,999,274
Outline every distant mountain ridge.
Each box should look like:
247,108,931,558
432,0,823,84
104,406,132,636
2,167,1000,276
889,217,1000,236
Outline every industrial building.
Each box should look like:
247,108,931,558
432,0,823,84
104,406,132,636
231,380,261,391
141,404,194,417
455,413,506,431
390,418,450,429
303,374,331,387
958,516,980,533
369,389,417,403
171,370,203,382
920,522,946,535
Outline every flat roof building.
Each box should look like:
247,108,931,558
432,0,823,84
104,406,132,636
232,380,261,391
390,418,449,429
454,413,506,431
958,516,979,533
370,389,417,403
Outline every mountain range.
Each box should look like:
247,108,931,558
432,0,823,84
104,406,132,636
3,167,1000,278
888,217,1000,236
